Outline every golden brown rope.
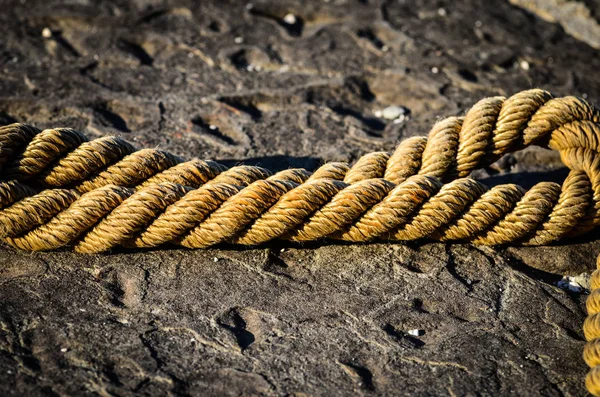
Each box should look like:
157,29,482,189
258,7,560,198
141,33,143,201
2,88,600,394
3,89,600,253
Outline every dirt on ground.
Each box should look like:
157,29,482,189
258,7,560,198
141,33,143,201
1,0,600,395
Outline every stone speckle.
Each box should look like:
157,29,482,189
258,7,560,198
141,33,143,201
1,0,600,396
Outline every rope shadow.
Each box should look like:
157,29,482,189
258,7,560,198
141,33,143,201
218,155,323,173
476,167,570,189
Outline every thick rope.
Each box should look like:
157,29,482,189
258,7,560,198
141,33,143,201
2,89,600,252
2,88,600,394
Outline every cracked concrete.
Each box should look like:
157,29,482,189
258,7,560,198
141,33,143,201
2,0,600,395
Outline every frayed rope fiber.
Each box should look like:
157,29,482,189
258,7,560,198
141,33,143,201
3,88,600,394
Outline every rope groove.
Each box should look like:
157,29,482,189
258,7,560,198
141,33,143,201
2,88,600,394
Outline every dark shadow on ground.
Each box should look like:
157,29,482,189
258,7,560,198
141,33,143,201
476,167,570,189
219,155,323,172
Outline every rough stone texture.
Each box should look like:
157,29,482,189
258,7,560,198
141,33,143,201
510,0,600,49
1,0,600,395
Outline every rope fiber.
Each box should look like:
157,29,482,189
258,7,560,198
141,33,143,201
2,88,600,394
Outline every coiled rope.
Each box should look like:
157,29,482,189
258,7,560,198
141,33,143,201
2,88,600,393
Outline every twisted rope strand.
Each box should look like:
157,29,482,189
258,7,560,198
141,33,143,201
3,89,600,253
3,88,600,394
585,257,600,396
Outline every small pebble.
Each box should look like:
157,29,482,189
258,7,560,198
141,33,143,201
283,13,297,25
519,60,530,71
381,45,389,52
573,272,591,290
234,36,244,44
408,329,424,336
280,248,286,252
437,8,447,17
557,276,582,293
381,105,409,120
475,20,482,28
213,257,219,262
393,114,409,124
431,66,439,74
60,348,68,352
42,27,52,38
209,125,218,130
